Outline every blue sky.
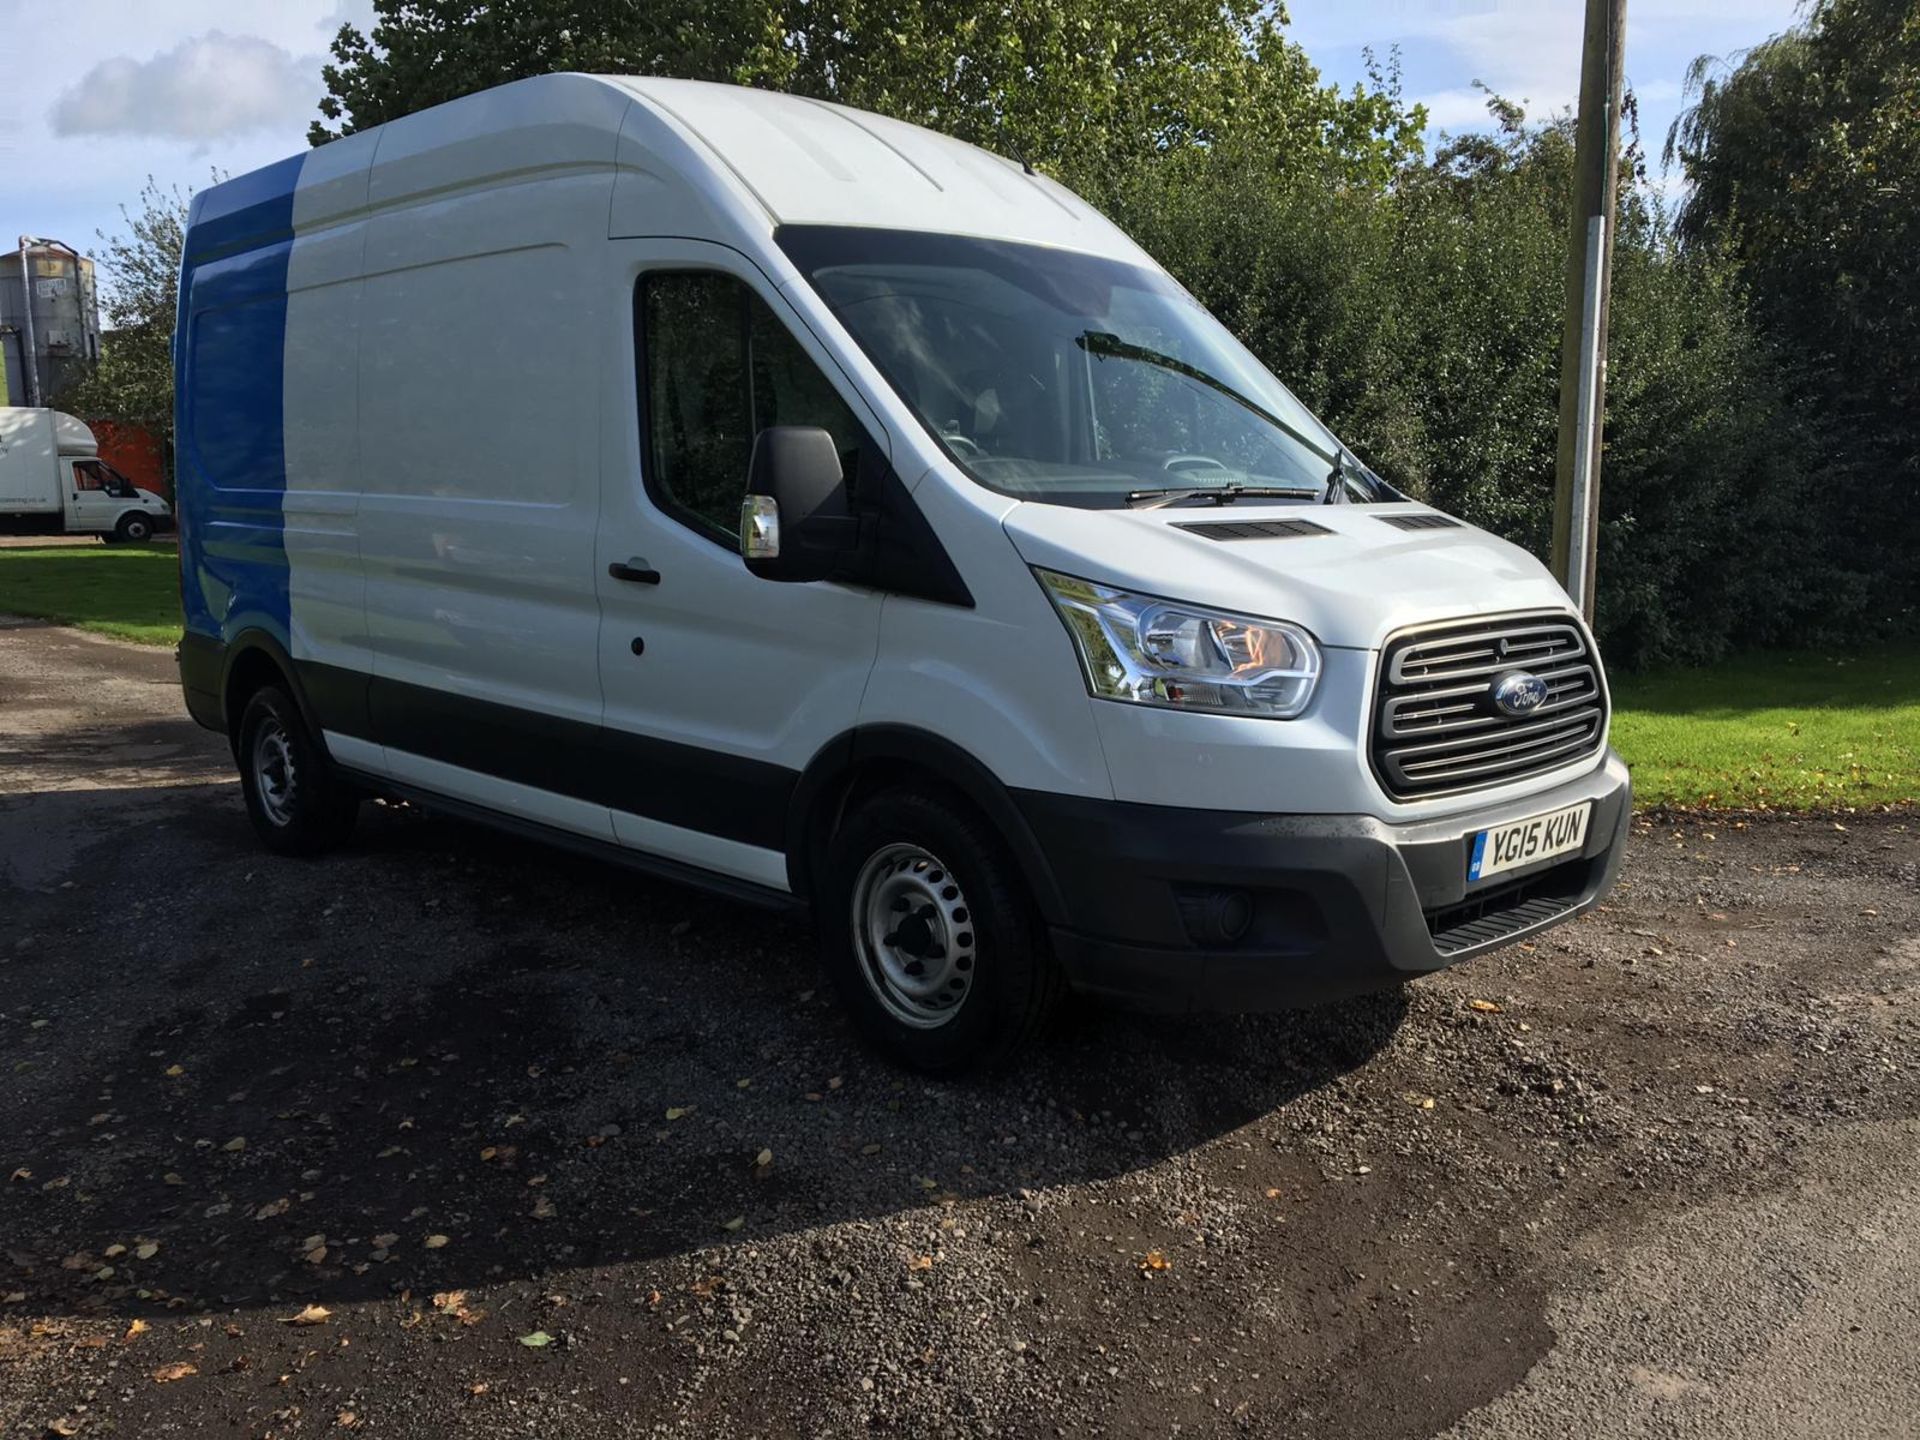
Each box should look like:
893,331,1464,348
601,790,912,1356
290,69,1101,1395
0,0,1809,292
1288,0,1805,177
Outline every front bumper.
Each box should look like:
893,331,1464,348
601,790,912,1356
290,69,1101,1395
1015,750,1631,1012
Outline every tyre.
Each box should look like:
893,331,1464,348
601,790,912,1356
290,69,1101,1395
820,786,1062,1071
115,513,154,543
235,685,358,856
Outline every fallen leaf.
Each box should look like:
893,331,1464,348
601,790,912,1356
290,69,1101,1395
1264,1187,1282,1199
827,1076,844,1091
860,1143,882,1156
423,1234,450,1249
370,1233,399,1250
664,1106,690,1121
164,1065,184,1078
152,1361,197,1384
48,1419,81,1437
1468,999,1503,1014
518,1330,554,1348
336,1408,360,1428
221,1137,246,1153
280,1305,331,1327
907,1254,934,1271
7,1168,29,1183
1140,1251,1171,1273
255,1198,290,1220
479,1147,497,1161
124,1319,149,1341
162,1173,184,1187
530,1195,555,1220
431,1290,466,1313
753,1149,773,1169
721,1216,745,1232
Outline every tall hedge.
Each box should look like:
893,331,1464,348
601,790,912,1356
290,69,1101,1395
1091,112,1879,670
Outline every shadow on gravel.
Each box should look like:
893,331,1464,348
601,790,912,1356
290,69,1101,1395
1,787,1406,1320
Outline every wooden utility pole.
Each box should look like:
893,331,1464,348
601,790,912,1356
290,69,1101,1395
1551,0,1627,620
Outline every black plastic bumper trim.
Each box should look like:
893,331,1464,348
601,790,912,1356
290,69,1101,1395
1016,752,1632,1013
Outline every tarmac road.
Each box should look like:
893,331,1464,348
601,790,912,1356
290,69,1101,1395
2,614,1916,1438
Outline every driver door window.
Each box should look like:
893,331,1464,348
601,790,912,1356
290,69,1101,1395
72,460,109,492
638,271,868,547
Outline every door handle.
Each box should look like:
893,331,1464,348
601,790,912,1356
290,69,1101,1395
608,559,660,585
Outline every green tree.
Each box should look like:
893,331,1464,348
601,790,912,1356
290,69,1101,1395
1668,0,1920,615
311,0,1425,187
62,178,194,451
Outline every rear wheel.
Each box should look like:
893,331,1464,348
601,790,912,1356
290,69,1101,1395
115,513,153,544
236,685,358,856
821,786,1061,1071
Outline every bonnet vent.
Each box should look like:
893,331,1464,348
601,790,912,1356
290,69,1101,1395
1173,519,1333,542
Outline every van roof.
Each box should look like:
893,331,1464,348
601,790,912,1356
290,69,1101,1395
188,74,1151,268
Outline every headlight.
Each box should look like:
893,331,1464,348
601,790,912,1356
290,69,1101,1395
1035,569,1321,719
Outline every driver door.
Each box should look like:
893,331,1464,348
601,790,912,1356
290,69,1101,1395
67,459,122,531
593,239,888,892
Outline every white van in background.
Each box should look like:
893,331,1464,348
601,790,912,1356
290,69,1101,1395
0,407,173,542
174,75,1630,1070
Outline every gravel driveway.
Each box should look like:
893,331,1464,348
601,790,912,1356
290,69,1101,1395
2,616,1917,1438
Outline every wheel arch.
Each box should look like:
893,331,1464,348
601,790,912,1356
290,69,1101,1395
219,630,325,757
787,725,1069,925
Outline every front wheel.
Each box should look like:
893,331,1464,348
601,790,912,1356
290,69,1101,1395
236,685,358,856
115,513,154,543
820,787,1062,1071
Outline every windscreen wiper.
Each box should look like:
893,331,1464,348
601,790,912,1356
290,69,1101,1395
1126,483,1321,510
1078,331,1339,470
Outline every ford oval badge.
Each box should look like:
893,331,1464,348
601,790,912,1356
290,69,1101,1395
1491,670,1549,717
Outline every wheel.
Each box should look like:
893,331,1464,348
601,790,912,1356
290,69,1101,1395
820,786,1062,1071
235,685,358,856
115,513,154,543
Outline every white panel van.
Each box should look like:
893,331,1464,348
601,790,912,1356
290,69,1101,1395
175,76,1630,1069
0,407,173,541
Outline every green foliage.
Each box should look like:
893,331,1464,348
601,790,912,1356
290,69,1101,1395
1668,0,1920,619
61,177,194,452
1097,98,1880,670
311,0,1425,185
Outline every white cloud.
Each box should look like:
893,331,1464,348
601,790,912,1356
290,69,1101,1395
48,31,322,143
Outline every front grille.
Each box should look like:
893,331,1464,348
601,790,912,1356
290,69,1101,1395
1372,612,1607,800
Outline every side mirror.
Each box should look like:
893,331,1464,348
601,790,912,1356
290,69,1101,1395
740,426,860,582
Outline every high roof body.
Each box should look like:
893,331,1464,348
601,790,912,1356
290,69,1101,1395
185,74,1152,269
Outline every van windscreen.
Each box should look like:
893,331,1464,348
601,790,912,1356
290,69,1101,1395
776,225,1364,509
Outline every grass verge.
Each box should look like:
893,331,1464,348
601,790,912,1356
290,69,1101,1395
1611,646,1919,811
0,543,182,646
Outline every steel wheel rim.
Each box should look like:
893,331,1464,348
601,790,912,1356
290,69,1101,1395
850,842,977,1029
252,719,297,827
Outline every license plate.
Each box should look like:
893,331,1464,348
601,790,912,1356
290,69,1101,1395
1468,802,1591,882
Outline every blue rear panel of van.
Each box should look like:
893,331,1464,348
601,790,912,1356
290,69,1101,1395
175,154,305,648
